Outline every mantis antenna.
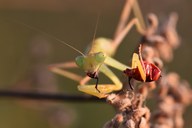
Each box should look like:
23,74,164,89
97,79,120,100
87,13,100,53
14,20,86,57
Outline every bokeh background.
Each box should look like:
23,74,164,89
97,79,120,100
0,0,191,128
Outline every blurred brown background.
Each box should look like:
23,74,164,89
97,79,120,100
0,0,191,128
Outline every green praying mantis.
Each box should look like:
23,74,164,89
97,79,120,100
15,0,149,98
47,0,147,98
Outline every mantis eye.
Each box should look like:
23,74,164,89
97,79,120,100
95,52,106,63
75,56,85,68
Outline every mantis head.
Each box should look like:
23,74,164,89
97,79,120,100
75,52,106,78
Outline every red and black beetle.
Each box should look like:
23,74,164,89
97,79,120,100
123,45,161,89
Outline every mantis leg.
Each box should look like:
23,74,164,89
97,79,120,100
112,18,145,50
112,0,145,49
48,61,83,82
115,0,146,37
105,52,146,86
49,61,95,85
79,76,91,85
104,56,130,71
114,0,135,37
132,0,146,30
77,65,123,98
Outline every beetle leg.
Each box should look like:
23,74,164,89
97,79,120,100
128,77,134,90
150,66,153,81
138,44,146,73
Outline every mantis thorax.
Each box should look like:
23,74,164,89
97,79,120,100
86,38,115,57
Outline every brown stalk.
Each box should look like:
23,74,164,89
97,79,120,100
104,12,192,128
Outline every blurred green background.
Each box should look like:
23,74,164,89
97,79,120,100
0,0,191,128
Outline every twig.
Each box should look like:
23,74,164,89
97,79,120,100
0,89,105,103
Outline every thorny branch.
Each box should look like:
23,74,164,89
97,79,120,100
104,13,192,128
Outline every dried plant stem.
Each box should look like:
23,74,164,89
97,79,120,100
104,11,192,128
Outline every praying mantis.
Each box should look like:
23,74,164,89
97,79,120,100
48,0,150,98
16,0,160,98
